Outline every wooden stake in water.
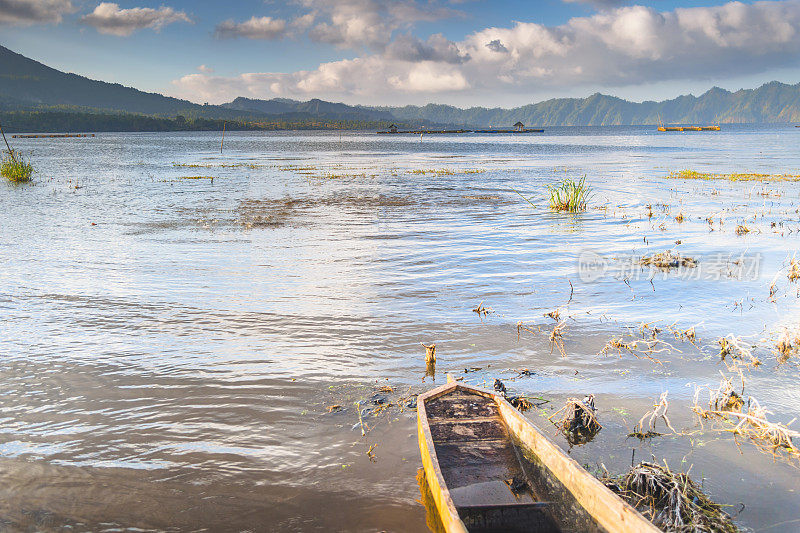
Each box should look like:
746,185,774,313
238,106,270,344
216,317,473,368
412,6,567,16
220,121,226,154
0,121,15,162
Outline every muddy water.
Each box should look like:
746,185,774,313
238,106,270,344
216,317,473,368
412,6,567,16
2,126,800,532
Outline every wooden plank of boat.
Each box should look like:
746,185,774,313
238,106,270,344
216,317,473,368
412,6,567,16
417,382,660,533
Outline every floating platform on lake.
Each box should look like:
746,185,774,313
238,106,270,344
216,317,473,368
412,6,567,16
12,133,96,138
377,129,543,135
657,126,720,132
474,129,544,134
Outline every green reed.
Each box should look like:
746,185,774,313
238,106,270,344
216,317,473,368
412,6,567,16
548,176,590,212
1,151,34,182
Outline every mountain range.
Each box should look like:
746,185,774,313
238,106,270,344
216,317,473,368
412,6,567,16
1,44,799,131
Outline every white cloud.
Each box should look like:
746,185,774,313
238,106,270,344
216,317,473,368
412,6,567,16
0,0,74,25
171,55,470,103
214,15,287,40
302,0,461,49
197,64,213,73
81,2,190,36
171,0,800,104
388,61,469,92
291,11,315,31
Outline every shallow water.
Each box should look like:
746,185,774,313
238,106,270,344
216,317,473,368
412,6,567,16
2,126,800,531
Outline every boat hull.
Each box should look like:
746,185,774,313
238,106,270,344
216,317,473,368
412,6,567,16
417,382,659,533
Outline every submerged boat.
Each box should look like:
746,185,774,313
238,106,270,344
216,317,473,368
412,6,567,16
416,382,659,533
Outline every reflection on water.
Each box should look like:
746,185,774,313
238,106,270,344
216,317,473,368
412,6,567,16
1,126,800,531
417,469,447,533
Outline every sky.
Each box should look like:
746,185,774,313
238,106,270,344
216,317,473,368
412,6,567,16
1,0,800,107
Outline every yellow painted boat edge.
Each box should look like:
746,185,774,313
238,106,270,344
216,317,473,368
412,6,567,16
495,396,661,533
417,382,469,533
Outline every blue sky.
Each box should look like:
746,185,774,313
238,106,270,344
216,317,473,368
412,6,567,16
2,0,800,107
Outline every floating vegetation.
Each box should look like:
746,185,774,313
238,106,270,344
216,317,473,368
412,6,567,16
667,323,699,346
776,332,800,363
693,374,799,461
722,399,800,458
640,251,697,270
173,162,260,169
549,395,601,445
366,443,378,462
411,168,455,176
788,258,800,282
735,225,750,235
630,392,677,439
674,212,685,223
601,461,739,533
544,308,560,321
278,165,317,171
549,321,567,357
599,336,670,367
177,175,215,180
462,194,500,200
548,176,591,212
694,374,745,414
327,382,420,440
667,169,800,182
236,195,414,229
472,301,492,317
718,335,760,370
237,198,301,229
598,322,686,367
312,172,375,180
1,150,33,182
508,396,533,412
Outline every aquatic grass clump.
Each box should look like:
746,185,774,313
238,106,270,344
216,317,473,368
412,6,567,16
693,374,800,461
1,151,33,182
630,391,677,439
718,335,761,370
602,462,739,533
548,176,591,212
667,169,800,182
549,395,601,445
640,251,697,270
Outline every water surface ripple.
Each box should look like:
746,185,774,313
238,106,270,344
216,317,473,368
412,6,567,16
2,126,800,531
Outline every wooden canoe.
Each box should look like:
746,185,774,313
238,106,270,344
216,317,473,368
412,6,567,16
416,382,660,533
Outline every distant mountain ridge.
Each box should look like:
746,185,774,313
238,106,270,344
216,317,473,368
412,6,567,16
0,45,246,119
223,97,396,122
374,82,800,126
223,83,800,127
1,44,799,129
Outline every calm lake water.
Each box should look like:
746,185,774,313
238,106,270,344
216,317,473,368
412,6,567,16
2,126,800,532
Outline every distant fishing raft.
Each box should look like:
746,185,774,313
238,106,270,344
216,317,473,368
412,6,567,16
379,122,543,134
12,133,95,138
657,125,720,132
